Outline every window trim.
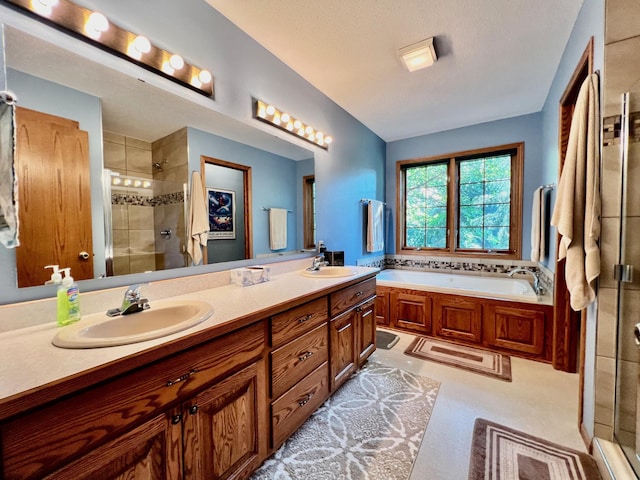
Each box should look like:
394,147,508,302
396,142,523,260
302,175,316,249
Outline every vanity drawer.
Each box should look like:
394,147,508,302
271,296,328,347
271,322,328,399
330,277,376,316
271,362,329,449
1,321,266,480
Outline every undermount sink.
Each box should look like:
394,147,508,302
52,300,214,349
301,266,357,278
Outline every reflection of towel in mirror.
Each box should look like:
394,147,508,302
187,172,209,265
366,200,384,253
551,73,601,311
269,208,287,250
0,102,19,248
530,187,545,262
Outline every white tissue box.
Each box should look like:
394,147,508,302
230,266,271,287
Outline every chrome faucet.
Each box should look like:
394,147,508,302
307,255,328,271
107,284,150,317
508,268,544,295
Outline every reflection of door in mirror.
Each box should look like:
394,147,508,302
104,129,188,276
202,156,252,264
15,107,93,287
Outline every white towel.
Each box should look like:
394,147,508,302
186,171,209,265
551,72,601,311
269,208,287,250
530,186,544,262
0,101,19,248
366,200,384,253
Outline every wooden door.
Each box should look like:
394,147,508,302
43,413,182,480
182,361,266,480
375,290,390,326
330,309,357,391
357,299,376,366
484,304,545,355
15,107,93,287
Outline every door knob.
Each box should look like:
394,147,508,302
78,251,90,260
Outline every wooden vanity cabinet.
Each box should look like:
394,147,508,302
0,321,267,480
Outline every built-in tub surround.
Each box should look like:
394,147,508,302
376,269,546,304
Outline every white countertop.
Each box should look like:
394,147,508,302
0,267,378,408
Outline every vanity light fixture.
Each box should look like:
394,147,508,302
399,37,437,72
254,99,333,150
6,0,214,97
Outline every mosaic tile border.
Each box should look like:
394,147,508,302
356,254,554,293
112,191,184,207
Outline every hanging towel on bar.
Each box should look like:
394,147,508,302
366,200,384,253
551,72,601,311
186,171,209,265
0,100,19,248
530,186,545,262
269,208,287,250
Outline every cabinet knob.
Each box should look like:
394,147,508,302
355,291,363,297
171,414,182,425
189,405,199,415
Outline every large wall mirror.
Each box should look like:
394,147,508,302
1,18,315,291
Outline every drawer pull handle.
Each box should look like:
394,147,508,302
355,291,363,297
172,414,182,425
189,405,199,415
298,393,314,407
166,369,198,387
297,314,313,324
298,351,314,362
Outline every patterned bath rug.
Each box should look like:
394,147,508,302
251,360,440,480
468,419,602,480
376,329,400,349
404,336,512,382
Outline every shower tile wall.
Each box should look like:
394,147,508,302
104,132,155,275
594,0,640,442
151,128,188,270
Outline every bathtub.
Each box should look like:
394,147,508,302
376,269,538,303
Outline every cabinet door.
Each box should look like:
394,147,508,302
390,290,432,333
330,309,357,391
375,290,390,326
484,305,545,354
183,360,266,480
357,299,376,366
433,295,482,343
44,413,182,480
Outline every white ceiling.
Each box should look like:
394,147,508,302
206,0,585,142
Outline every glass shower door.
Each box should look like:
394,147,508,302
613,91,640,476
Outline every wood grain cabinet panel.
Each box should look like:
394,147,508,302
390,290,432,333
375,290,390,326
357,298,376,366
484,305,545,355
330,278,376,317
433,296,482,343
271,297,328,348
330,309,358,391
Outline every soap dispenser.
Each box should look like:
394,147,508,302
57,268,80,326
44,265,63,285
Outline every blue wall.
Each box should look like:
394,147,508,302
386,112,543,259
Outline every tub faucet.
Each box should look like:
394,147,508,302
508,268,544,295
107,284,150,316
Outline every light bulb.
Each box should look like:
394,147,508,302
143,181,151,188
286,122,294,131
257,105,267,118
281,113,290,123
293,120,302,129
31,0,58,16
305,126,314,135
198,70,212,84
273,113,281,125
133,180,142,187
324,136,333,145
169,54,184,70
315,131,324,140
266,105,276,116
112,178,121,185
85,12,109,39
123,178,132,186
128,35,151,60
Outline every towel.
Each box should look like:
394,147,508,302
269,208,287,250
0,99,19,248
530,186,544,262
366,200,384,253
551,72,601,311
186,171,209,265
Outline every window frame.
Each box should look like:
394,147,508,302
396,142,523,259
302,175,316,249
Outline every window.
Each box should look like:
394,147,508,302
397,143,523,259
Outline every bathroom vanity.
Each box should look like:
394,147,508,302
0,267,377,480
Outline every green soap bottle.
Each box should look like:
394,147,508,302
57,268,81,326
